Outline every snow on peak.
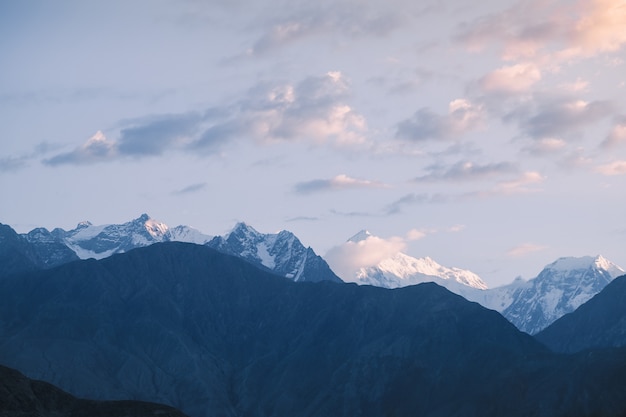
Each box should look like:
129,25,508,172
545,255,624,277
76,221,92,229
348,230,372,243
593,255,624,278
373,253,488,289
144,218,169,238
228,222,260,238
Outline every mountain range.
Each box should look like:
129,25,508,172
6,214,341,284
2,242,626,416
336,230,625,334
2,215,624,334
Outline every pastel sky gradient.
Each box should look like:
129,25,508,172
1,0,625,286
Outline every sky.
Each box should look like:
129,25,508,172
1,0,626,287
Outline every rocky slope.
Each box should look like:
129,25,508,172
207,222,342,283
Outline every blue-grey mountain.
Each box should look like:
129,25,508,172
535,274,626,353
1,243,626,417
207,222,342,283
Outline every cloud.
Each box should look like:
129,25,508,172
413,160,516,182
448,224,466,233
0,156,27,173
521,137,567,155
594,160,626,175
396,99,485,141
285,216,320,222
44,72,369,166
43,131,117,166
294,174,387,194
406,228,427,241
558,0,626,60
249,5,404,55
508,98,613,139
601,117,626,148
325,233,406,281
478,63,542,94
385,193,450,215
118,112,204,156
456,0,626,62
559,147,594,169
489,171,545,195
172,183,207,195
193,71,368,149
507,243,548,257
45,112,209,166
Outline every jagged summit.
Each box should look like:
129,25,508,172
76,220,92,229
348,229,372,243
21,214,211,261
208,223,342,283
495,255,625,334
546,255,624,277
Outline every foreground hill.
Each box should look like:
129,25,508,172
0,364,188,417
535,274,626,353
1,243,626,416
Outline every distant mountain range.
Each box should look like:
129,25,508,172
2,215,624,334
343,230,488,290
3,214,340,284
337,230,624,334
2,242,626,417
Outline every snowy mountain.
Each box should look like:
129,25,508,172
11,216,340,284
341,230,488,290
497,255,624,335
337,230,624,335
22,214,212,260
207,222,342,283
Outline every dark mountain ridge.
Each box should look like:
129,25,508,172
0,363,189,417
1,243,626,416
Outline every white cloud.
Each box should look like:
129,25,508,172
479,63,542,94
457,0,626,63
494,171,545,194
507,243,548,257
595,160,626,175
406,228,428,241
325,234,406,281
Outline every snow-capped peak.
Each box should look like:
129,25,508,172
76,221,92,229
348,230,372,243
227,222,260,239
357,252,488,290
144,217,169,238
545,255,624,278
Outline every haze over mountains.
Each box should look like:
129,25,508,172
1,241,626,416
